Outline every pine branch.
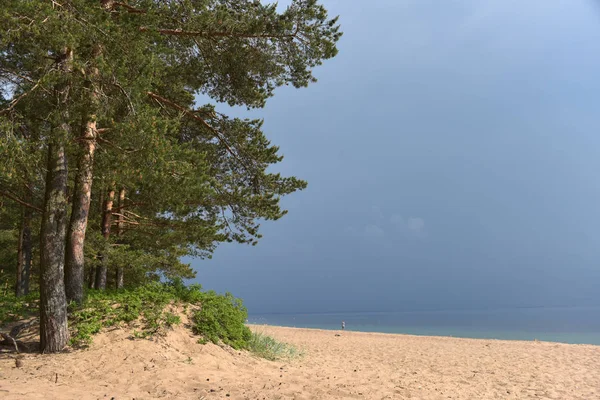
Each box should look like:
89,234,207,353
111,78,136,115
110,212,140,225
139,26,300,40
0,82,41,115
0,190,42,213
0,68,36,84
97,136,142,153
113,2,146,14
146,92,247,169
111,201,146,212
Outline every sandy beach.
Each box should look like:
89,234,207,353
1,324,599,399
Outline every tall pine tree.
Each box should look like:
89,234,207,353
0,0,341,352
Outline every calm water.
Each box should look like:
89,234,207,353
248,306,600,345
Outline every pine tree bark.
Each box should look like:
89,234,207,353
40,140,70,352
65,44,101,304
15,208,24,297
95,187,114,290
115,187,125,289
22,205,32,295
39,47,72,353
95,257,108,290
64,126,96,301
88,265,96,289
88,188,105,289
116,265,124,289
16,203,33,296
65,106,98,299
14,201,32,296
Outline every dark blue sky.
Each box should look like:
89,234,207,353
189,0,600,313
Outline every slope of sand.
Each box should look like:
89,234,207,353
1,323,600,399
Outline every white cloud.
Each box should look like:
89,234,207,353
371,205,384,222
407,217,425,233
343,226,358,236
364,224,385,238
390,214,426,237
390,214,404,226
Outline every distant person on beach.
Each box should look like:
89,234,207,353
341,321,345,330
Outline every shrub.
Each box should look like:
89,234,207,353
69,282,253,349
191,291,251,349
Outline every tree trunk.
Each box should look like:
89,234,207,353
88,265,96,289
95,256,108,290
88,187,105,290
16,205,32,296
39,47,72,353
39,140,70,353
116,267,124,289
65,111,98,302
22,205,32,295
64,135,96,302
115,187,125,289
15,208,24,297
95,186,114,290
65,44,101,304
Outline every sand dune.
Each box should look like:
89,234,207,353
1,324,599,399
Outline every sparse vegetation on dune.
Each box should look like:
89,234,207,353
247,331,302,361
0,281,296,361
68,282,195,346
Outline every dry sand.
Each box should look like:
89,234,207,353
1,323,599,399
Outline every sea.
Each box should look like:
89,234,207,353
248,306,600,345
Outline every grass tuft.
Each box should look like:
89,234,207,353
247,331,301,361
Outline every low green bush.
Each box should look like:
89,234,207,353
191,290,251,349
68,281,203,346
69,281,253,349
2,280,295,361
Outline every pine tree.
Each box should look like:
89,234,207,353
1,0,341,352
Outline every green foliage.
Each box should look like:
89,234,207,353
82,236,197,289
1,1,341,270
0,228,18,289
68,281,253,350
0,1,339,353
191,290,251,349
68,282,196,346
0,291,38,324
1,282,297,362
247,331,302,361
163,312,181,328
